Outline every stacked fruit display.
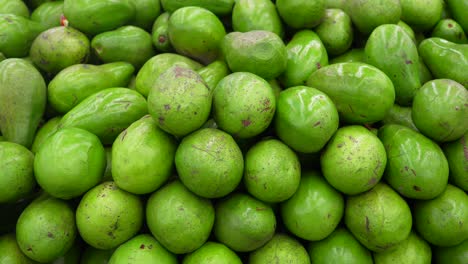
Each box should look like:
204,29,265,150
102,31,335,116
0,0,467,263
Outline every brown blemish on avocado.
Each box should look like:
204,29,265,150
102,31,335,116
140,244,145,249
348,136,358,143
365,216,370,232
107,231,116,239
148,244,153,249
316,62,321,69
242,119,251,127
256,207,266,211
413,185,421,191
405,60,413,64
448,23,453,28
164,104,171,110
337,143,344,148
261,99,271,112
158,116,165,124
410,169,416,176
27,246,33,252
47,232,54,238
327,213,331,219
120,130,127,141
313,121,321,127
461,136,468,161
158,35,166,44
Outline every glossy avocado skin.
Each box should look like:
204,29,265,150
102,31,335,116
365,24,421,106
419,37,468,87
307,62,395,124
0,58,47,148
378,124,449,200
0,14,44,58
59,88,148,145
161,0,234,16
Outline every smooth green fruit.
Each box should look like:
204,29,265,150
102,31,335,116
30,26,90,74
347,0,401,35
373,231,432,264
0,14,44,58
398,20,417,44
446,0,468,33
281,171,344,241
91,26,155,69
412,79,468,142
34,127,106,199
197,60,230,91
307,228,373,264
443,133,468,191
80,246,114,264
30,1,64,29
160,0,234,16
16,195,76,263
244,139,301,203
63,0,136,36
0,58,46,148
147,66,212,137
381,104,418,131
0,142,35,204
275,86,339,153
400,0,442,31
135,53,202,97
175,128,244,198
214,193,276,252
232,0,284,37
146,181,215,254
413,184,468,247
151,12,172,53
249,234,310,264
0,0,29,18
330,48,366,64
60,87,148,145
321,125,387,195
112,115,177,194
48,62,134,113
222,30,287,80
31,116,61,154
183,242,242,264
130,0,161,30
433,239,468,264
0,234,37,264
279,30,328,87
276,0,325,28
316,9,353,56
365,24,421,106
76,181,144,250
432,19,468,44
168,6,226,64
212,72,276,138
307,62,395,124
419,37,468,87
345,183,412,252
109,234,177,264
378,124,449,199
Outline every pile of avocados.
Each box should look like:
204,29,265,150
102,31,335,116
0,0,467,263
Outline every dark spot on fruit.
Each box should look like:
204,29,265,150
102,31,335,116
455,106,460,111
327,213,331,219
460,221,463,227
410,169,416,176
365,216,370,232
348,136,358,143
107,231,115,239
178,206,184,211
140,244,145,249
42,34,48,40
158,35,166,44
405,60,413,64
164,104,171,110
347,156,352,160
261,98,271,112
359,114,367,118
448,23,453,28
316,62,321,69
256,207,266,211
27,247,32,252
413,185,421,191
337,143,344,148
404,166,409,171
194,111,197,115
368,177,378,186
242,119,251,127
158,116,165,124
47,232,54,238
177,105,181,111
313,121,321,127
148,244,153,249
461,136,468,160
263,183,267,189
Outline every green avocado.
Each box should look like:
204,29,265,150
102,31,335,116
135,53,202,97
197,60,230,91
183,242,242,264
279,30,328,88
419,37,468,87
365,24,421,106
0,14,44,58
130,0,161,30
316,9,353,56
0,233,38,264
168,6,226,64
276,0,325,29
433,239,468,264
151,12,173,53
378,124,449,199
59,88,148,145
432,19,468,44
63,0,135,36
30,26,91,75
91,26,155,69
160,0,234,16
48,62,134,113
232,0,284,37
306,62,395,124
443,132,468,191
346,0,401,35
249,234,310,264
0,0,29,18
400,0,442,31
373,231,432,264
0,58,47,148
446,0,468,33
30,1,64,29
